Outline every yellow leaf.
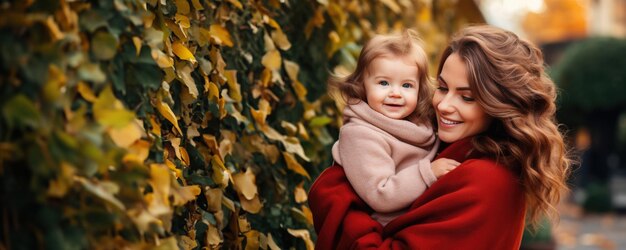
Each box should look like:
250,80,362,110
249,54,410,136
47,162,76,197
219,97,227,119
175,0,190,14
76,177,125,210
175,14,190,28
239,193,262,214
148,164,172,216
210,47,226,74
281,121,297,136
239,216,251,232
165,20,188,41
229,108,249,124
108,121,143,148
207,81,220,103
44,16,64,41
263,32,275,51
292,80,308,101
271,29,291,51
261,50,282,71
172,184,200,205
264,16,280,30
202,134,219,154
77,81,97,102
172,41,196,62
207,223,223,247
177,64,198,98
151,48,174,68
127,208,160,235
219,137,233,159
93,86,135,128
204,187,223,212
132,36,142,56
197,27,211,47
171,137,183,160
186,124,200,142
301,205,313,225
282,152,310,179
233,168,258,200
244,230,260,250
211,155,230,187
180,146,190,165
224,70,241,102
284,60,299,81
250,98,271,125
267,234,280,250
209,24,234,47
227,0,243,10
164,67,176,82
123,139,151,164
165,159,182,178
287,229,314,250
156,101,182,134
284,136,310,161
297,122,310,140
178,235,198,250
149,116,161,136
260,68,272,88
191,0,204,10
260,124,284,142
222,196,235,211
294,182,307,203
264,144,280,164
380,0,400,13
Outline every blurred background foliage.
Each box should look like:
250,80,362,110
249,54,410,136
0,0,481,249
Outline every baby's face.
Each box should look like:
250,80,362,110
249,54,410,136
363,56,419,120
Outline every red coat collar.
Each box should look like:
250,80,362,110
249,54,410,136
436,136,479,162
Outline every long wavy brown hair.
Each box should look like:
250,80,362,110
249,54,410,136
437,25,572,228
328,30,433,125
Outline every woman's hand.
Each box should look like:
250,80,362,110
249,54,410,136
431,158,460,178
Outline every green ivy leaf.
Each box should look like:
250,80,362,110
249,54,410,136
2,95,41,129
91,31,119,60
308,116,332,127
80,10,110,32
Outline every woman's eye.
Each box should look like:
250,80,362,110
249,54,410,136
402,83,413,88
436,86,448,92
462,96,475,102
378,80,389,86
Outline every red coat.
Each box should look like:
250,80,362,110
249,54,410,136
308,137,526,250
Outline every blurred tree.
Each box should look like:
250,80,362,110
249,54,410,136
522,0,588,44
552,37,626,185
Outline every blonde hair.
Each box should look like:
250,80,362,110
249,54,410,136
329,30,433,124
438,25,572,228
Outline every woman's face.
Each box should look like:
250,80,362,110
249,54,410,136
432,53,493,143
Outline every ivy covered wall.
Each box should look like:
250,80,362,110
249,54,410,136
0,0,480,249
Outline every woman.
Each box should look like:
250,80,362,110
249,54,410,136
308,25,571,249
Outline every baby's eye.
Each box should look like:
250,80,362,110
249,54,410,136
402,83,414,88
378,80,389,86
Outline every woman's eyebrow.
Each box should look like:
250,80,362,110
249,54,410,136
438,75,471,90
437,75,447,84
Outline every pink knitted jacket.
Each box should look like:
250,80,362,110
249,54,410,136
331,101,439,225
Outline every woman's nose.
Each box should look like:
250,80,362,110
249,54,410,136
437,96,454,113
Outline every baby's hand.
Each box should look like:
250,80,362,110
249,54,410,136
431,158,461,178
